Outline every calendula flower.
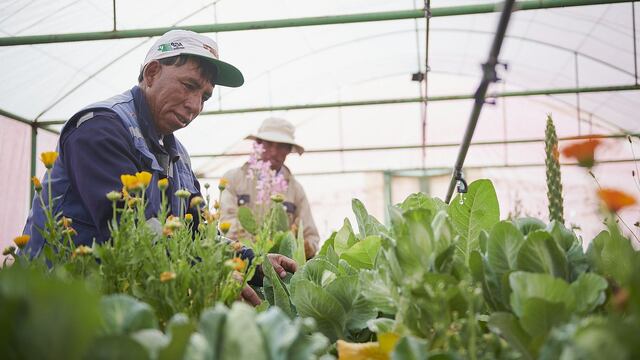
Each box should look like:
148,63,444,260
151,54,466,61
157,178,169,191
160,271,176,283
135,171,152,188
106,191,122,202
230,241,243,252
3,246,16,256
175,189,191,199
270,193,285,203
32,176,42,192
219,221,231,234
120,174,141,191
561,137,602,168
213,200,220,210
72,245,93,258
185,213,193,222
218,178,228,191
190,196,204,208
225,257,246,272
13,235,30,249
40,151,58,169
597,188,637,213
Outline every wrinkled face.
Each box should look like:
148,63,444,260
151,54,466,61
259,140,292,171
142,59,214,135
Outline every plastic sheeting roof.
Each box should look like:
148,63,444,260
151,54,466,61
1,0,639,247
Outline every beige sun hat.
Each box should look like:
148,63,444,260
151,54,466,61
245,117,305,155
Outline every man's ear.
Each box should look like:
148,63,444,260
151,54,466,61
143,60,161,86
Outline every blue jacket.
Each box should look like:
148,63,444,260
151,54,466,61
23,86,201,256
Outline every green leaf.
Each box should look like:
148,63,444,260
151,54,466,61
100,294,158,335
398,192,447,214
448,179,500,262
159,313,195,360
340,235,382,270
352,198,386,239
263,252,295,318
487,221,525,277
290,279,346,342
516,231,569,279
221,303,267,360
290,258,339,289
397,208,434,275
547,221,578,252
198,304,228,360
131,329,169,360
391,336,429,360
360,270,397,315
469,250,502,311
183,333,213,360
294,219,307,266
272,203,290,232
509,272,575,318
515,217,546,236
488,312,534,360
256,308,301,360
318,231,336,257
570,273,608,314
334,218,357,256
325,275,377,331
90,335,151,360
367,318,395,334
238,206,258,235
519,298,570,339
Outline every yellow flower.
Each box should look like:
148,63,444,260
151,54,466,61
597,188,637,213
218,178,228,191
160,271,176,283
135,171,152,188
561,137,603,168
120,174,141,191
337,340,389,360
213,200,220,210
378,333,400,354
72,245,92,258
106,191,122,202
225,257,246,272
190,196,204,208
185,213,193,222
175,189,191,199
157,178,169,191
219,221,231,234
13,235,30,249
40,151,58,169
32,176,42,192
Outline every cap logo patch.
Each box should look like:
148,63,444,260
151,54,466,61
203,44,219,58
157,41,184,52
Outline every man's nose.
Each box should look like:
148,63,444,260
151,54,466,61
184,94,201,119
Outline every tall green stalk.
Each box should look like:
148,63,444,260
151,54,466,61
545,114,565,224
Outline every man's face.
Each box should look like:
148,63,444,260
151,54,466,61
260,140,292,171
143,59,214,135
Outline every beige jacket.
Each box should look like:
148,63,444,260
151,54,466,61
220,163,320,258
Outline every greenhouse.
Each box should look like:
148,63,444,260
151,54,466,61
1,0,639,359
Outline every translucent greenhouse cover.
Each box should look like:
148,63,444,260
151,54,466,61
1,0,639,252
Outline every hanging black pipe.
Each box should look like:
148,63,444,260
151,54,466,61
444,0,517,203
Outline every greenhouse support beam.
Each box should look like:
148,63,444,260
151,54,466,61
0,108,59,135
0,0,632,46
191,134,635,159
37,84,640,125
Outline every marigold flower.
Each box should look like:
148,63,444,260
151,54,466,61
213,200,220,210
135,171,152,188
219,221,231,234
225,257,246,272
597,188,637,213
106,191,122,202
561,138,602,168
120,174,141,191
270,193,285,203
157,178,169,191
32,176,42,192
40,151,58,169
175,189,191,199
72,245,92,258
3,246,16,256
13,235,30,249
160,271,176,283
185,213,193,222
190,196,204,208
218,178,228,191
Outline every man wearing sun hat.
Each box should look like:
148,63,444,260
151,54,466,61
22,30,296,303
220,117,320,259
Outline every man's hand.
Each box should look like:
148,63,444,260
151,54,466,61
266,253,298,278
240,285,262,306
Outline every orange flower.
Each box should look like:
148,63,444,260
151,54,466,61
597,188,637,213
561,138,602,168
13,235,30,249
337,340,388,360
218,178,228,191
160,271,176,283
225,257,246,272
135,171,152,188
32,176,42,192
120,174,141,191
40,151,58,169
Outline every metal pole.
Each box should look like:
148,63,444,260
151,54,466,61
0,108,59,134
112,0,117,31
422,0,432,169
30,125,37,203
445,0,517,203
191,133,635,158
0,0,632,46
633,1,638,85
